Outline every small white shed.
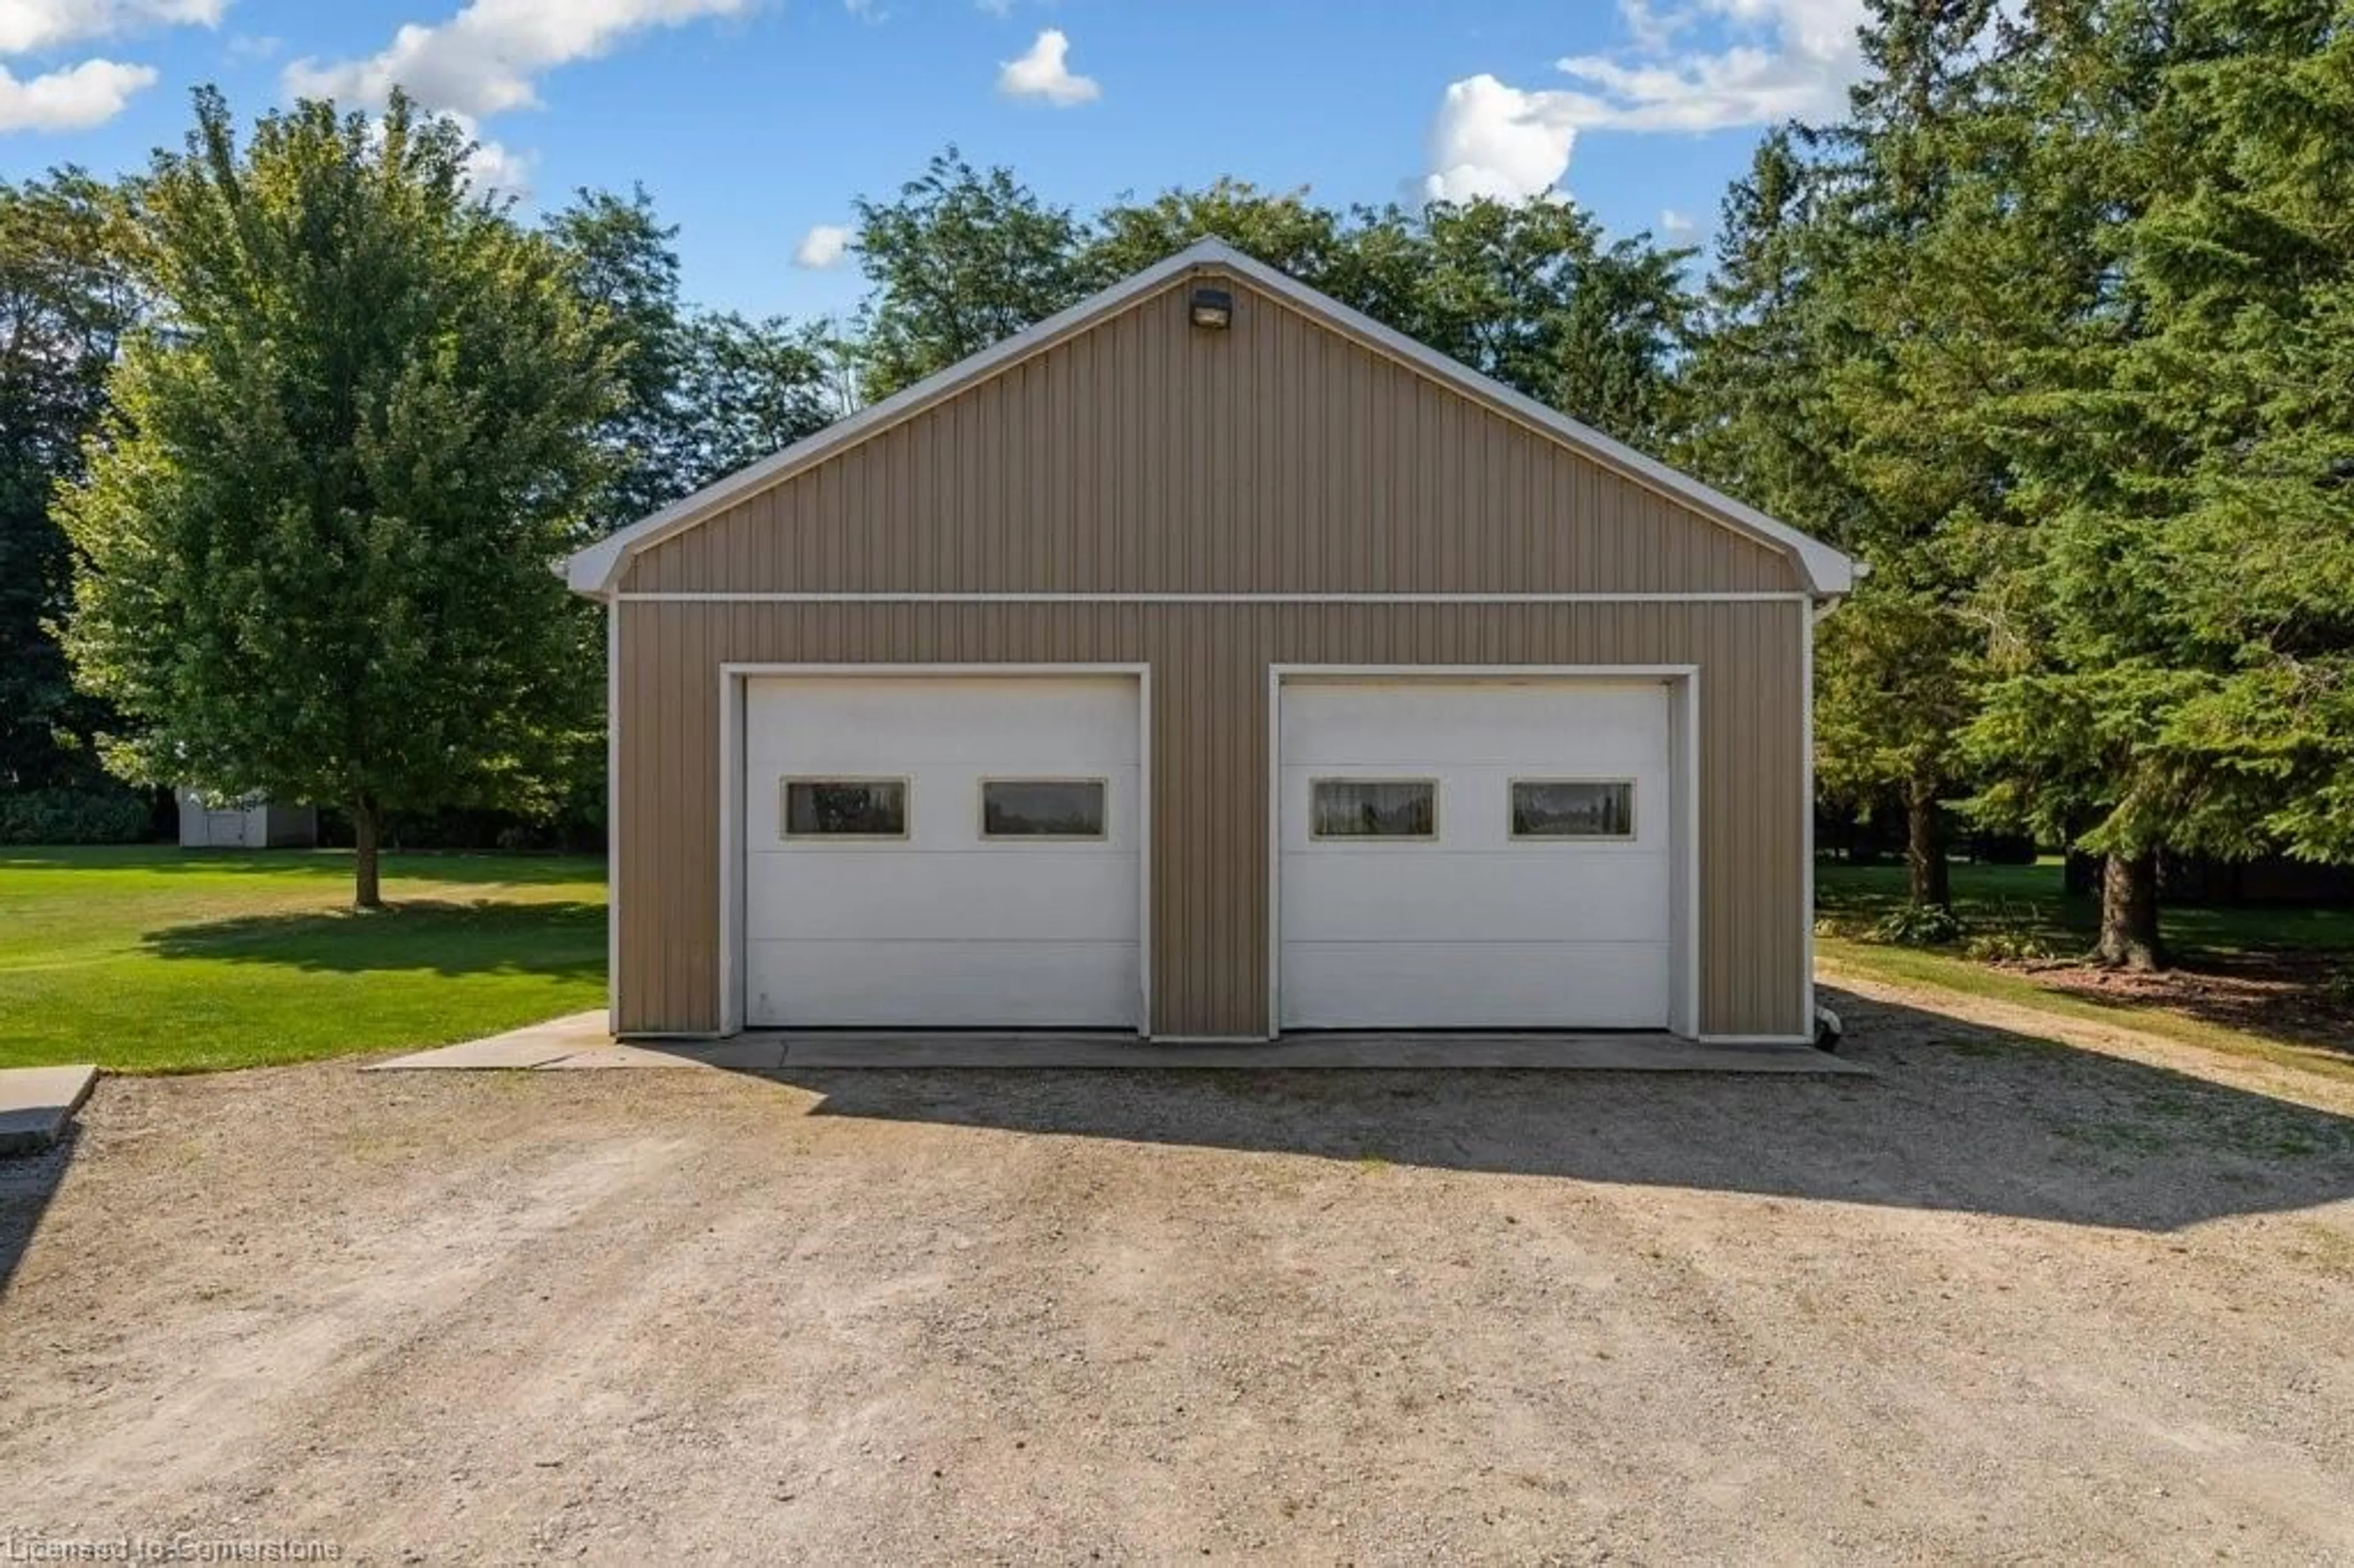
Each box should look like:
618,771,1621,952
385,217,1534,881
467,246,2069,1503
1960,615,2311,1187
175,790,318,849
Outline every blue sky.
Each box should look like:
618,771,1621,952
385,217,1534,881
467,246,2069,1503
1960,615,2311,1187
0,0,1869,321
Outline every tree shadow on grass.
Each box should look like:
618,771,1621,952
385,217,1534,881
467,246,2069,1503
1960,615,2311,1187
761,984,2354,1234
139,900,605,979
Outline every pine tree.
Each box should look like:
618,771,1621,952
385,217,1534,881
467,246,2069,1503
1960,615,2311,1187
1679,2,2028,912
1965,0,2354,967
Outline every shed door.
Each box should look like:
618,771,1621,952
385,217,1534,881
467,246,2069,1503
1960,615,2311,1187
1278,679,1675,1030
742,675,1143,1029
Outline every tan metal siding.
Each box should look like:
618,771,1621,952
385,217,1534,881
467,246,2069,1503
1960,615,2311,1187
628,275,1799,596
611,264,1813,1039
614,600,1805,1039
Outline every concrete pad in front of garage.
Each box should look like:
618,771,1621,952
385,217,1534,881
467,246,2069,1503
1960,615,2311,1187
371,1016,1864,1075
610,1037,792,1071
539,1040,788,1071
366,1011,615,1071
367,1014,785,1072
773,1032,1871,1074
0,1064,98,1154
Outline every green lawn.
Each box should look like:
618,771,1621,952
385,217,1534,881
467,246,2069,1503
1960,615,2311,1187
4,848,2340,1078
1817,859,2354,1078
1816,859,2354,959
0,847,605,1074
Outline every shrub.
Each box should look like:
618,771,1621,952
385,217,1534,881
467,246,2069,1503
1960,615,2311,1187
1964,930,2060,964
1868,902,1965,946
0,784,158,845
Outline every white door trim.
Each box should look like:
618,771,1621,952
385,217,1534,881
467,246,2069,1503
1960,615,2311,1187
717,663,1152,1037
1266,664,1702,1041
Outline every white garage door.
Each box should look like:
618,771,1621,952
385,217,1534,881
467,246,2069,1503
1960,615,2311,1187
742,675,1142,1029
1278,679,1677,1030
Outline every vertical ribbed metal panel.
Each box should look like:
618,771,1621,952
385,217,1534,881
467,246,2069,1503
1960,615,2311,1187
613,601,1805,1039
631,278,1797,596
611,264,1816,1038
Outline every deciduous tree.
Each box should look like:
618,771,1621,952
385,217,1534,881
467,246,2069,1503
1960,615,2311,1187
672,310,836,489
62,89,610,908
1083,178,1349,287
853,148,1087,400
0,170,140,795
544,185,688,534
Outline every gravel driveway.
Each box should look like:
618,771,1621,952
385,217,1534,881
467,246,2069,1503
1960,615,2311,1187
4,979,2352,1564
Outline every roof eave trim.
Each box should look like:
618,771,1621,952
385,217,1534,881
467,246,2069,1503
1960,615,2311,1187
564,235,1859,601
563,238,1240,598
1193,246,1857,598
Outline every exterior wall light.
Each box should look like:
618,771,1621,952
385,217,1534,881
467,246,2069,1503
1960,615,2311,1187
1189,286,1234,330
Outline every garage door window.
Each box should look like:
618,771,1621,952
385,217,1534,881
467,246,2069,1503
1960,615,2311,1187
783,778,908,839
1510,780,1634,840
1311,779,1438,840
981,779,1108,839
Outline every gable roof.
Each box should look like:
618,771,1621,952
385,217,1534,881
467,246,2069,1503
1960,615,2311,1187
563,237,1858,599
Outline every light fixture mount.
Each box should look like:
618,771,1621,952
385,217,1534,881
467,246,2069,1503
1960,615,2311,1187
1188,285,1234,331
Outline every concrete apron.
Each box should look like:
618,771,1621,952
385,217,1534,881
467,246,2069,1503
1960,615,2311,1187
0,1064,99,1154
368,1014,1868,1076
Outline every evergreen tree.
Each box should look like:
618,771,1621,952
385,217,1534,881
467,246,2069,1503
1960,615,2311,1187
1674,129,1854,546
1677,2,2028,911
1965,0,2354,966
1808,0,2066,913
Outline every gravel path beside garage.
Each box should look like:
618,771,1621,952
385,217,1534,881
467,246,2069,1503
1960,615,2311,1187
4,984,2352,1564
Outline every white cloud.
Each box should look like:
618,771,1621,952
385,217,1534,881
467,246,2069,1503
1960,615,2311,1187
1660,207,1697,238
1421,0,1867,203
284,0,750,121
1556,0,1866,130
997,27,1096,106
1421,74,1579,204
283,0,747,198
1615,0,1684,53
462,132,534,197
793,223,850,269
0,55,155,130
0,0,224,56
0,0,223,134
346,100,534,197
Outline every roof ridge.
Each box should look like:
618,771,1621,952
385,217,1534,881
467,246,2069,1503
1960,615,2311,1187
562,242,1856,598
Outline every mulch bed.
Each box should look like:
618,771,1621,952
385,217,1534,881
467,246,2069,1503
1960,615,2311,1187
1998,950,2354,1056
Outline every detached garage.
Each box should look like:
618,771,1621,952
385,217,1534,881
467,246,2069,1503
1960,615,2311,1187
565,238,1856,1045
